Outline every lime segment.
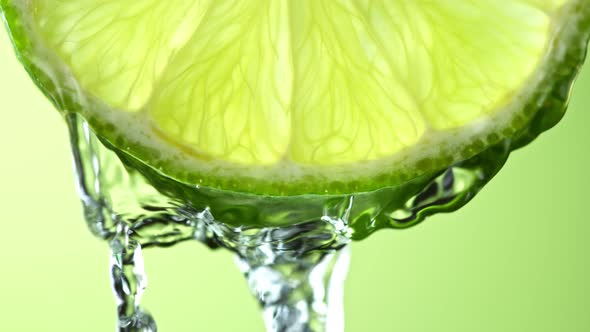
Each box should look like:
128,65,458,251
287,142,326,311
34,0,211,111
32,0,561,165
150,1,292,164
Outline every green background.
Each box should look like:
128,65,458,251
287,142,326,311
1,30,589,331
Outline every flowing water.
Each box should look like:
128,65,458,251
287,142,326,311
66,112,509,331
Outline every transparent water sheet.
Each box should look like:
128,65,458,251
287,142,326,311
67,112,506,331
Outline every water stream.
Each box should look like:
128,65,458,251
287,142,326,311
66,112,507,331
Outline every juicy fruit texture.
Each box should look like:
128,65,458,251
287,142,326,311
2,0,589,195
33,0,210,111
36,0,555,164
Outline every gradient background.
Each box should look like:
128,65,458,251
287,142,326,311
1,28,589,331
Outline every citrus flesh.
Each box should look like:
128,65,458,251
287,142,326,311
1,0,589,195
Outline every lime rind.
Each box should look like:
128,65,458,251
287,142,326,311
74,110,509,240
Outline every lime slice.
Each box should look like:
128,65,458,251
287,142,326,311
1,0,589,197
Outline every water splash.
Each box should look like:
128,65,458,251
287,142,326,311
237,247,350,332
66,112,510,331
